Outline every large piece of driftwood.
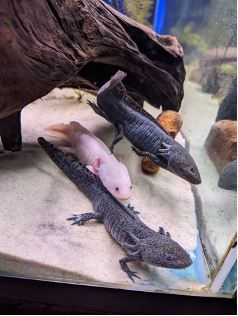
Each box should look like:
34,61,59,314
0,0,185,151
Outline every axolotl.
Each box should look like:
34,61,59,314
38,137,193,282
45,121,132,200
87,71,201,185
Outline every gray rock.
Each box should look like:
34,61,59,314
216,77,237,122
218,160,237,190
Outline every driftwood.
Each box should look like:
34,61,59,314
0,0,186,151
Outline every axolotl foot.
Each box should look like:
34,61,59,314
119,257,141,283
127,203,140,215
67,212,103,225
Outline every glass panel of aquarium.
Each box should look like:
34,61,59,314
0,0,236,299
219,260,237,293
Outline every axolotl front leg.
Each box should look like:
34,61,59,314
86,158,102,176
67,212,141,282
120,231,143,282
119,255,141,282
67,212,103,225
68,205,140,227
110,123,124,153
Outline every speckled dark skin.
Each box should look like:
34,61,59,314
38,137,192,282
87,71,201,185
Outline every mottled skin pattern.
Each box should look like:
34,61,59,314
38,137,192,282
87,71,201,185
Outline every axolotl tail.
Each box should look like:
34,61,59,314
45,121,91,143
38,137,106,202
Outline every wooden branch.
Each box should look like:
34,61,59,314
0,111,22,151
0,0,185,150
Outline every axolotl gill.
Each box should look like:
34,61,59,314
45,121,132,200
38,137,193,282
87,71,201,185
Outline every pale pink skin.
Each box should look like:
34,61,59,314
45,121,132,200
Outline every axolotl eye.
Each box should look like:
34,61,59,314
130,186,132,189
116,187,119,191
165,254,174,261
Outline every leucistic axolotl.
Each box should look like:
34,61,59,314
45,121,132,200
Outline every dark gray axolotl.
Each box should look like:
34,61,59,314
38,137,193,282
87,71,201,185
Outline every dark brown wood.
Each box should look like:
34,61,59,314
0,0,186,150
0,110,22,151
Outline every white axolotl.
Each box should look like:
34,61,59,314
45,121,132,200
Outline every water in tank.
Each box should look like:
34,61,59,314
0,0,236,298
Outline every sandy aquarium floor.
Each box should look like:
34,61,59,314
1,75,234,296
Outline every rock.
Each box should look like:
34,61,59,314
141,157,161,173
204,120,237,174
218,160,237,190
157,110,183,139
141,111,183,173
216,77,237,122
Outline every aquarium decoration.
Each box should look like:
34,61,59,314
0,0,185,153
216,77,237,122
218,160,237,191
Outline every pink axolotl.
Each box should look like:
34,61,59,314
45,121,132,200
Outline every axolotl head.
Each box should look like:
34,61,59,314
124,232,192,269
166,142,201,185
98,158,132,200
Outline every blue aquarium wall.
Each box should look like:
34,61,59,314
103,0,212,35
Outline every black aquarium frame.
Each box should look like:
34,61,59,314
0,276,236,315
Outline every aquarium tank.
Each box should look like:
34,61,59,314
0,0,236,299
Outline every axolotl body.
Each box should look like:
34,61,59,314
46,121,132,200
38,137,193,282
87,71,201,185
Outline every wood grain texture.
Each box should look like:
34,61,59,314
0,0,186,150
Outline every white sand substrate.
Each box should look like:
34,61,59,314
0,87,209,294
